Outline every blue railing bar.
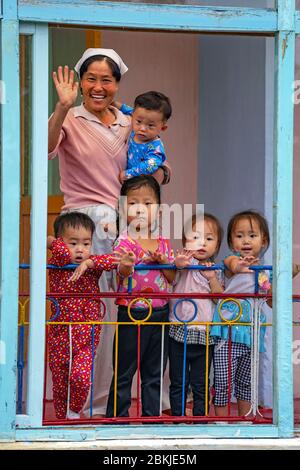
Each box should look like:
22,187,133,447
20,263,274,271
20,263,78,270
128,276,133,294
249,266,272,294
46,297,61,322
182,324,188,417
17,325,25,414
134,264,223,271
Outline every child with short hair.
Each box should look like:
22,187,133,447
210,210,271,417
169,213,224,418
106,175,175,418
47,212,121,419
116,91,172,183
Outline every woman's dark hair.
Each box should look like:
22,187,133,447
120,175,161,205
134,91,172,121
182,212,224,259
79,55,121,82
227,210,270,251
54,212,95,238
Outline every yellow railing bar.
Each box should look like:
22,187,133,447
18,298,30,326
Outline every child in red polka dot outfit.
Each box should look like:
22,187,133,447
47,212,122,419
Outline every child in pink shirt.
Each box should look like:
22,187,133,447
169,213,224,418
106,175,174,418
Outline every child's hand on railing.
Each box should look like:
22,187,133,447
69,259,93,282
116,247,136,277
174,250,194,269
144,250,169,265
200,261,217,280
234,255,260,273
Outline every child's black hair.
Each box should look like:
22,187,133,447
182,212,224,259
120,175,161,205
134,91,172,121
54,212,95,238
227,210,270,251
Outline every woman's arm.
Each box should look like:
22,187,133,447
48,66,79,153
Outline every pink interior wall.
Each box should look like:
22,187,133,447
102,30,199,248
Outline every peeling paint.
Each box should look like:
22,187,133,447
282,35,288,60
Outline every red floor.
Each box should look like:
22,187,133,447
42,398,278,425
41,398,300,425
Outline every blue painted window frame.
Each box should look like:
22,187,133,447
0,0,297,440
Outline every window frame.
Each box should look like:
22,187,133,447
0,0,297,440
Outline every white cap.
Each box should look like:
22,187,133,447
74,48,128,77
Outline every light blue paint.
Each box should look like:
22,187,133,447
296,11,300,33
278,0,295,30
18,1,277,32
0,0,20,441
15,424,279,441
273,1,295,438
26,24,49,428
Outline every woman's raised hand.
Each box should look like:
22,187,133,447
52,65,79,109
